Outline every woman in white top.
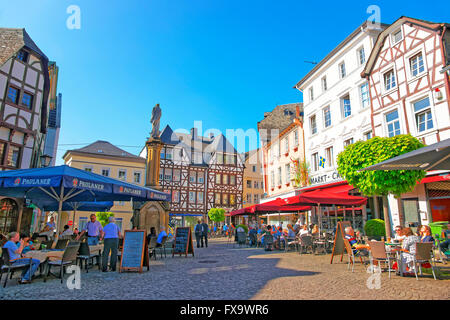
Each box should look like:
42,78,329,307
299,225,310,236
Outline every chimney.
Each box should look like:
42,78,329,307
190,127,198,141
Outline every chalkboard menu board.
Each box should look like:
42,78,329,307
330,221,351,264
120,230,148,272
173,227,194,257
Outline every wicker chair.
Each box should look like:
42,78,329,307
298,235,314,255
235,232,247,248
76,242,101,273
368,240,395,278
264,234,274,251
44,243,80,283
412,242,436,280
0,249,33,287
148,237,157,260
54,239,69,250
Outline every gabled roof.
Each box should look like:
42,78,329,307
206,134,238,154
0,28,50,134
63,140,144,162
0,28,48,67
361,16,449,78
160,125,182,145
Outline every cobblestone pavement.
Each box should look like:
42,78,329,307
0,238,448,300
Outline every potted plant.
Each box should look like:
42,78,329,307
364,219,386,241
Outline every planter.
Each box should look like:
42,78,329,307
284,153,289,157
285,183,290,187
277,185,282,189
293,147,298,152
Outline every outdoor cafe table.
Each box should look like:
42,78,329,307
24,244,104,263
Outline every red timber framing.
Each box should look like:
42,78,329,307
362,17,450,145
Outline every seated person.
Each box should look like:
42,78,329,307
261,225,272,245
287,224,296,239
60,225,73,237
419,225,434,243
39,217,56,240
439,223,450,254
248,227,257,246
398,227,420,275
146,226,157,245
344,226,369,256
2,232,40,284
19,234,34,254
299,225,310,236
156,227,167,247
393,225,405,242
311,225,319,236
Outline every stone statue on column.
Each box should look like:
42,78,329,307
151,103,162,139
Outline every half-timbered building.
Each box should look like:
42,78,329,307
140,125,244,226
362,16,450,226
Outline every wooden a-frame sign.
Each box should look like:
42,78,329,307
330,221,351,264
173,227,195,257
120,229,149,273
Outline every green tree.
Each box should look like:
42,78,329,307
337,134,426,238
208,208,226,223
291,158,310,187
96,212,114,227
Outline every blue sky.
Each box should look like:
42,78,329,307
1,0,449,165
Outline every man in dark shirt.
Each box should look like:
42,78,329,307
201,220,209,248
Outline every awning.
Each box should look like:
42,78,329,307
169,213,203,217
282,188,367,206
420,173,450,184
229,201,311,216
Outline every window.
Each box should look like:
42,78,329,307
414,97,433,132
215,173,221,184
254,181,258,188
189,191,196,203
164,169,172,181
17,50,28,62
285,164,290,183
134,172,141,184
102,168,110,177
339,62,346,78
321,76,327,92
197,192,204,203
172,191,180,203
225,154,236,165
159,169,163,181
284,137,289,153
173,169,181,182
115,218,123,232
230,194,236,205
21,92,33,109
344,138,354,148
254,194,259,203
166,148,173,160
270,171,274,188
230,175,236,185
325,147,333,167
364,131,372,140
7,146,20,168
294,130,299,146
309,87,314,101
223,174,229,185
197,172,205,183
392,29,402,44
277,167,282,185
384,70,396,91
311,153,319,172
247,180,252,188
223,194,229,206
410,53,425,77
341,94,351,118
323,106,331,128
217,153,224,164
358,47,366,65
310,115,317,135
78,217,88,232
84,166,93,172
116,201,125,206
252,165,256,173
386,109,401,137
160,149,165,159
360,82,370,108
118,170,126,181
6,86,19,105
246,194,252,204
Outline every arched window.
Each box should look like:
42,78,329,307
0,198,19,235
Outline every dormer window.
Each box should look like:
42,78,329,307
97,149,104,153
17,50,29,63
392,29,402,45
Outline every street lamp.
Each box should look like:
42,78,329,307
40,154,52,167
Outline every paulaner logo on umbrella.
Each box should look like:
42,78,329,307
14,178,21,185
119,186,124,192
72,178,78,187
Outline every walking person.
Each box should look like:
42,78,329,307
76,214,104,245
201,219,209,248
194,220,203,248
101,216,121,272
